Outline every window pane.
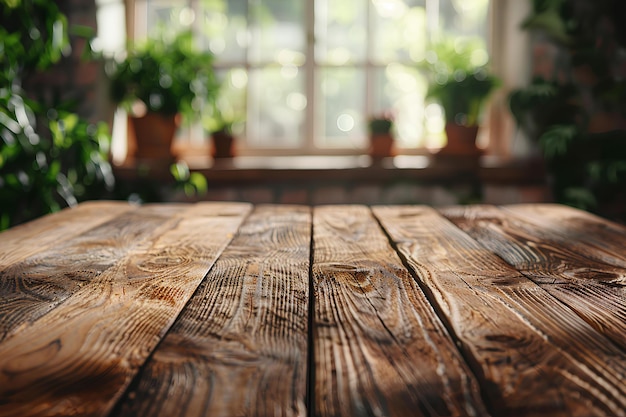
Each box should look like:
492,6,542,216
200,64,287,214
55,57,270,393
247,67,305,148
316,67,366,148
96,0,126,53
205,67,247,134
371,64,437,147
439,0,489,38
198,0,248,63
135,0,491,153
371,0,426,63
249,0,305,64
316,0,367,64
144,0,192,35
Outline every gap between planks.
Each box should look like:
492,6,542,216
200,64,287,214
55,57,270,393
312,205,488,417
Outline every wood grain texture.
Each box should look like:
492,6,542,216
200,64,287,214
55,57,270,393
0,202,251,417
113,205,311,417
0,201,134,269
440,204,626,353
313,205,488,417
0,204,184,342
506,203,626,264
374,205,626,417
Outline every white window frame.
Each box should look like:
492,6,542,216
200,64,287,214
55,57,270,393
110,0,531,159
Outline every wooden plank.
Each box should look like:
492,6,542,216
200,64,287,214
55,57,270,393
440,203,626,353
504,203,626,274
0,202,251,417
374,205,626,417
0,201,135,269
506,203,626,265
0,204,186,343
113,205,311,417
313,205,488,417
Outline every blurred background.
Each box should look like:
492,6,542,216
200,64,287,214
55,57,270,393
2,0,625,229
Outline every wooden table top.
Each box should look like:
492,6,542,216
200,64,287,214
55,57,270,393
1,201,625,417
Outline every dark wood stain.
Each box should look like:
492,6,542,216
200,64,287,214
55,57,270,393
0,207,186,342
441,204,626,352
375,205,626,417
313,205,488,417
0,202,251,417
113,205,311,417
1,202,625,417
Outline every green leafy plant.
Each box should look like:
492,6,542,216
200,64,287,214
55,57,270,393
170,161,208,197
508,0,626,219
107,31,219,123
204,107,242,137
0,0,113,230
508,78,580,142
423,39,501,126
368,114,394,135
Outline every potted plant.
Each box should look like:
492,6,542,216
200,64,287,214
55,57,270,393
367,113,395,161
210,123,236,159
424,39,500,157
107,31,219,164
204,109,240,159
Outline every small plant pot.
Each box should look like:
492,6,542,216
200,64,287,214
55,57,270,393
439,123,481,157
129,112,178,164
211,130,235,159
369,133,394,160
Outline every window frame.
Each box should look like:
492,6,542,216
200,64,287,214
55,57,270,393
116,0,529,159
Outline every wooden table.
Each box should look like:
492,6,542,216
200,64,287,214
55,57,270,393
1,202,625,417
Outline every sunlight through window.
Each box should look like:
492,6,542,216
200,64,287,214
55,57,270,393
130,0,490,155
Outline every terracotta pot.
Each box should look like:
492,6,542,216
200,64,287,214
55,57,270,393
129,112,178,163
369,133,394,160
440,123,481,156
211,130,235,159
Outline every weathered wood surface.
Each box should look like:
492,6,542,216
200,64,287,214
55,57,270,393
374,205,626,417
113,205,311,417
0,204,183,343
0,201,134,269
0,202,251,417
313,205,488,417
1,202,626,417
441,204,626,352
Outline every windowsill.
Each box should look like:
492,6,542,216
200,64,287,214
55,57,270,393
113,153,546,186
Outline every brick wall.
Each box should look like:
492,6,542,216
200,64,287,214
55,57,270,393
22,0,102,123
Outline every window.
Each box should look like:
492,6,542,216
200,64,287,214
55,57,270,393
126,0,492,156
